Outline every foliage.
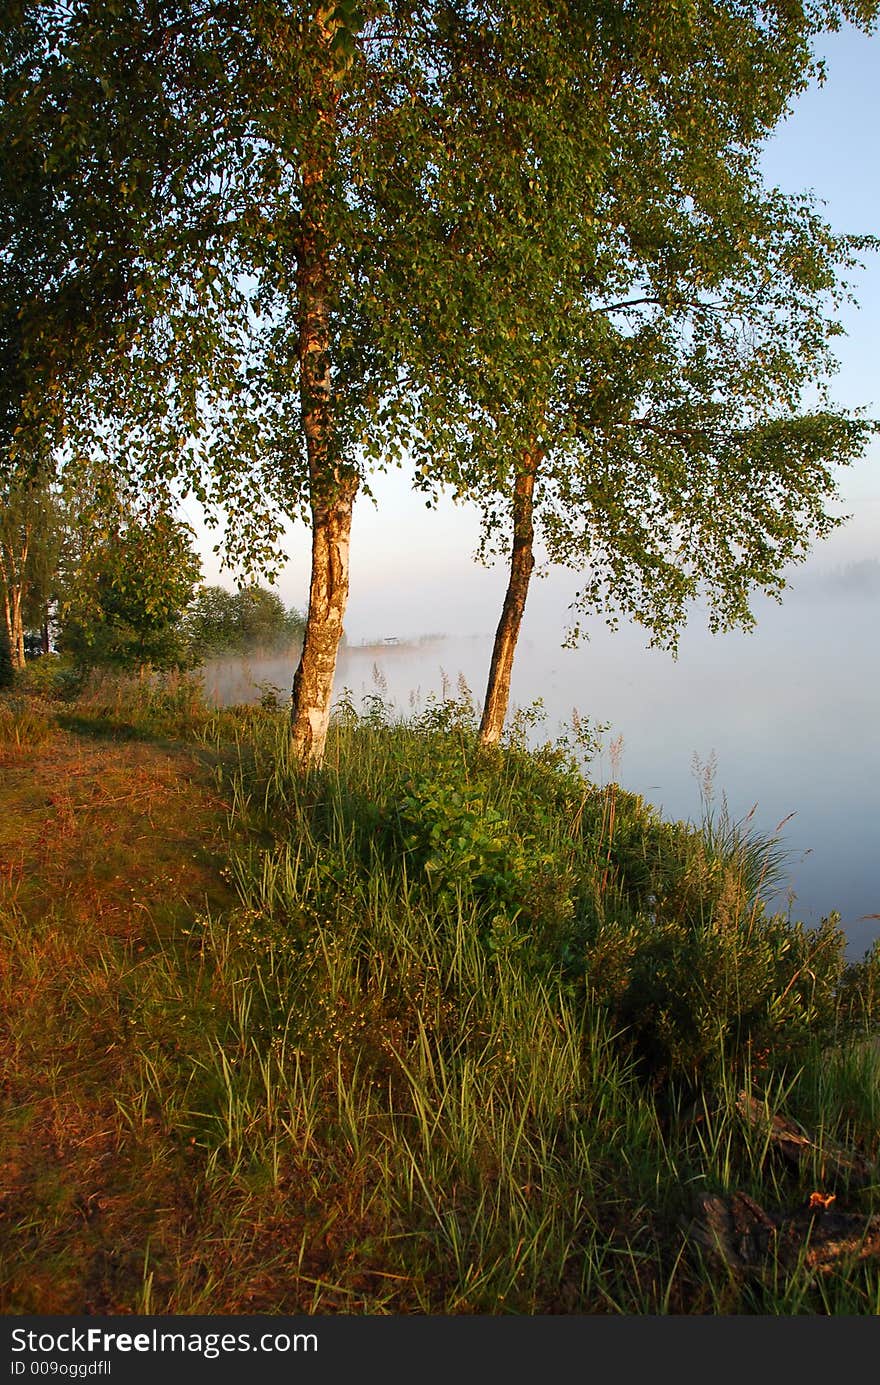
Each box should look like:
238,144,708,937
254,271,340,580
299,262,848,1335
2,7,178,669
184,584,305,660
19,482,64,637
8,3,878,762
0,0,228,490
11,650,81,700
395,1,879,686
58,506,201,672
0,467,60,667
395,701,576,940
2,1,557,561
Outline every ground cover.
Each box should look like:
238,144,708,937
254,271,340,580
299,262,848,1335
1,678,878,1313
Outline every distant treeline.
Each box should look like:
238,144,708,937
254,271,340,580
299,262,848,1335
0,461,313,680
0,573,304,686
185,585,306,659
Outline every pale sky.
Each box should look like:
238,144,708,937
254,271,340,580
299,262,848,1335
190,21,880,644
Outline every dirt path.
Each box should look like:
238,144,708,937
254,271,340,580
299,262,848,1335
0,729,236,1311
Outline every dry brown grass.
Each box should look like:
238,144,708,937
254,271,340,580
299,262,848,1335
0,727,235,1312
0,721,402,1313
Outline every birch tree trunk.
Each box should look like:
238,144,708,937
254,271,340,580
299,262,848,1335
478,450,541,746
2,592,17,670
289,58,357,768
0,537,28,671
0,590,25,670
12,591,25,668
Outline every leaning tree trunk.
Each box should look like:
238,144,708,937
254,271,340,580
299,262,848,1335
479,450,541,746
289,64,356,768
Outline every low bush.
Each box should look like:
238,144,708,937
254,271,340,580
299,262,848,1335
13,653,84,701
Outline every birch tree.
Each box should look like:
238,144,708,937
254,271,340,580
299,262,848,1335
10,0,628,763
13,0,877,761
386,1,879,745
0,470,58,667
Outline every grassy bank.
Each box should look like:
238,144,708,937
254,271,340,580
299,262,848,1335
1,669,879,1313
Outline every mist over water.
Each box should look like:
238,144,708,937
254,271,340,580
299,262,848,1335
200,649,303,707
200,566,880,962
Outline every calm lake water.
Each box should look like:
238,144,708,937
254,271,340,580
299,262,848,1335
202,572,880,961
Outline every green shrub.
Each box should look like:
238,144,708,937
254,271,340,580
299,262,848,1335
552,787,861,1088
14,653,83,700
577,905,851,1088
837,939,880,1033
58,511,201,673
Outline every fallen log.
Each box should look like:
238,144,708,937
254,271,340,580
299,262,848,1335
735,1091,873,1189
687,1189,880,1276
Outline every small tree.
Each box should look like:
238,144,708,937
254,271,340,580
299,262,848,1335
58,501,201,673
0,471,37,669
183,586,241,660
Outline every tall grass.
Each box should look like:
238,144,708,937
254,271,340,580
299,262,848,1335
4,679,878,1312
166,693,879,1311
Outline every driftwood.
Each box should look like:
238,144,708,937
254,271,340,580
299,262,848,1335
684,1094,879,1275
687,1190,880,1275
735,1091,873,1189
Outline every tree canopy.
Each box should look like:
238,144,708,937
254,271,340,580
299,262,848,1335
375,1,879,740
4,1,877,753
57,492,201,672
184,584,306,660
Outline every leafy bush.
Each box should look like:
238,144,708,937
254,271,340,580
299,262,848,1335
837,939,880,1033
555,785,857,1086
13,652,83,700
578,904,851,1088
396,710,576,940
58,512,201,673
